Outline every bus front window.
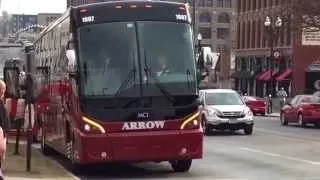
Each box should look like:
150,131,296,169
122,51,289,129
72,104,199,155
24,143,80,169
137,22,197,96
78,22,139,98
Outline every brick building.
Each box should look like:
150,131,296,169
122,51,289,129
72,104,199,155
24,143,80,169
193,0,236,88
233,0,320,97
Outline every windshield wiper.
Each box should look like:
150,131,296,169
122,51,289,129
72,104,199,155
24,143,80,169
115,52,137,97
144,50,175,104
114,68,136,97
186,69,192,89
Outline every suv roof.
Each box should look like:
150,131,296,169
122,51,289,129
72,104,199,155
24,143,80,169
199,89,238,94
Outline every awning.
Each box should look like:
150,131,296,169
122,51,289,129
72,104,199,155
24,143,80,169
257,70,278,81
257,70,270,81
276,69,292,81
262,70,279,81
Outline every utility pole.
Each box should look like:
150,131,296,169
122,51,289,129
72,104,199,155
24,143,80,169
25,43,34,172
192,0,196,41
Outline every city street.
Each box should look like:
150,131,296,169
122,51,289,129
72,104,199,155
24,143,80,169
50,116,320,180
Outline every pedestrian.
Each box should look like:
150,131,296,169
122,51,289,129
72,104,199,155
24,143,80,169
277,87,288,108
0,80,9,180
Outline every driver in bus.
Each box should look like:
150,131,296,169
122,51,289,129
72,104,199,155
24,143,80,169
155,56,170,77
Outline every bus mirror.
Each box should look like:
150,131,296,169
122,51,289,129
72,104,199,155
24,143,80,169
66,49,77,75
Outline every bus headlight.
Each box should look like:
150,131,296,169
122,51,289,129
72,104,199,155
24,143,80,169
180,112,200,130
84,124,91,132
82,116,106,134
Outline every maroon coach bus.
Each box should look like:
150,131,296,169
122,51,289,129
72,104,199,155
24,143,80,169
33,0,202,172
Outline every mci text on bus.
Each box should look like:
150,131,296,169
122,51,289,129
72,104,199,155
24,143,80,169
32,0,203,172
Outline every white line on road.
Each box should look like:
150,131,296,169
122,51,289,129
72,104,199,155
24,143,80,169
240,147,320,166
255,128,320,142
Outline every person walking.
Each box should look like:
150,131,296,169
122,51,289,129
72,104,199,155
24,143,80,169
277,87,288,108
0,80,10,180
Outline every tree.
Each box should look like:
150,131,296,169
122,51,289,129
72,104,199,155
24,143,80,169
280,0,320,31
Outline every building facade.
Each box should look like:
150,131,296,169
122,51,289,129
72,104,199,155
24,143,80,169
234,0,293,97
194,0,236,88
234,0,320,97
10,14,37,33
37,13,61,26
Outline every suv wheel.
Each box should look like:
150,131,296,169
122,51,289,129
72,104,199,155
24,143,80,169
244,124,253,135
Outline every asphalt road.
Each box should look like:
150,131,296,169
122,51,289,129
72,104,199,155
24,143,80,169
51,115,320,180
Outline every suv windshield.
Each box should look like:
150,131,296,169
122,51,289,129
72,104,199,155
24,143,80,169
205,92,244,106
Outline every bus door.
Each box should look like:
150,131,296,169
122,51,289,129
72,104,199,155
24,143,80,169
35,67,50,139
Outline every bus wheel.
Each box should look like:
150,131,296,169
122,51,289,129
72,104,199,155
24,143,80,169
170,159,192,172
69,140,85,174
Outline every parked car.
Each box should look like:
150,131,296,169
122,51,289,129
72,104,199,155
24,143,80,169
280,94,320,127
243,96,268,116
199,89,254,135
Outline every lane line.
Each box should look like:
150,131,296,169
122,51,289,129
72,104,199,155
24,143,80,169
255,127,320,142
240,147,320,166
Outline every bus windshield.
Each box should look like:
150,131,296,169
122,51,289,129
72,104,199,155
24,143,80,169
78,22,139,98
138,21,197,96
78,21,196,98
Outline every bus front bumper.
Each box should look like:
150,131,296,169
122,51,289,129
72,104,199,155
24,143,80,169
74,129,203,164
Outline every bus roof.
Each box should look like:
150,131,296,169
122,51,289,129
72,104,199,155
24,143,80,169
73,0,190,27
36,0,190,43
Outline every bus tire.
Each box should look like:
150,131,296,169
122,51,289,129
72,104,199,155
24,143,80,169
69,139,85,174
170,159,192,172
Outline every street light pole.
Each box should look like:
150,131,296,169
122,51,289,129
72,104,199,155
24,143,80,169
192,0,196,41
25,44,34,172
264,16,282,97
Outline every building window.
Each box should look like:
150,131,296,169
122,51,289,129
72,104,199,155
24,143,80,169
217,0,231,8
224,0,231,8
217,0,223,7
218,13,230,23
237,22,241,49
198,0,205,7
199,12,211,23
199,27,212,39
206,0,213,7
217,28,230,39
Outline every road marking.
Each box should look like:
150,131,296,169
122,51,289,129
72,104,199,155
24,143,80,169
255,128,320,142
240,147,320,165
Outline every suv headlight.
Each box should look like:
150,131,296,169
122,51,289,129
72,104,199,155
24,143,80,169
243,108,253,117
207,109,223,117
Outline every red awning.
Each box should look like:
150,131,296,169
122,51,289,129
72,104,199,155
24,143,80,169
262,70,278,81
257,70,270,81
276,69,292,81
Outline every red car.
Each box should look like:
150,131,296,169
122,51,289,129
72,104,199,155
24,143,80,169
243,96,268,116
280,95,320,127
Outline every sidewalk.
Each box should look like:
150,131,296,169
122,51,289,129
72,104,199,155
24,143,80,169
265,112,280,117
2,141,76,180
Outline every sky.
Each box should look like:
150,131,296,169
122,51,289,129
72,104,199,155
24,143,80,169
1,0,66,15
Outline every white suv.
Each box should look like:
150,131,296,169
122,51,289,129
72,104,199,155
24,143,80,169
199,89,254,135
